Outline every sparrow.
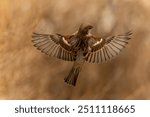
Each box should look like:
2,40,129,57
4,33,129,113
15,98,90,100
32,24,132,86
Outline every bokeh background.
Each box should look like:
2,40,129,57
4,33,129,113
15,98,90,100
0,0,150,99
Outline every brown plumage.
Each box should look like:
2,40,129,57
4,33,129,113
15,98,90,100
32,24,132,86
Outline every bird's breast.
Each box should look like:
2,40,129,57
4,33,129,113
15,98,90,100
71,38,88,50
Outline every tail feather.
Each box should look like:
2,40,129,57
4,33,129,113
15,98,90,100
64,67,80,86
64,62,82,86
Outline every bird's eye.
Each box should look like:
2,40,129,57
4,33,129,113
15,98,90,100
88,26,93,29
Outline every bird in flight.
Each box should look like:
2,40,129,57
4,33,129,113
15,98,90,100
32,24,132,86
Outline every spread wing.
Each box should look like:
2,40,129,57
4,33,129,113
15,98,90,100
86,31,132,63
32,33,75,61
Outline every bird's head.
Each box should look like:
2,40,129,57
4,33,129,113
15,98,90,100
78,24,93,36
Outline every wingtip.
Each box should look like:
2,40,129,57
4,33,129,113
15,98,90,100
32,32,38,38
126,30,133,35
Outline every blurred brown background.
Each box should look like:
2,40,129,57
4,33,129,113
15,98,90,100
0,0,150,99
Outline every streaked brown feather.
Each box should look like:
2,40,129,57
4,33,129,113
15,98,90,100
32,33,75,61
86,31,132,63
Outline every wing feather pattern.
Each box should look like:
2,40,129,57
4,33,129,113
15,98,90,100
32,33,75,61
86,31,132,63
